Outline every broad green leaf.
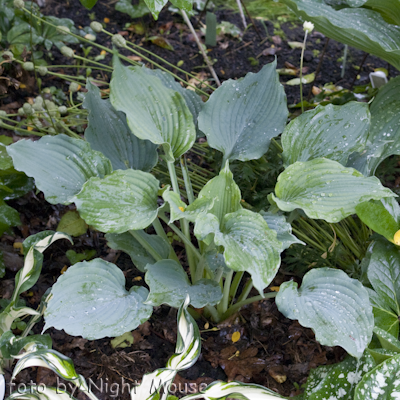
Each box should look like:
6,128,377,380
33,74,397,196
285,72,315,85
169,0,193,14
115,0,150,19
65,249,96,264
373,327,400,353
368,348,398,365
0,143,13,170
354,353,400,399
366,240,400,336
356,198,400,243
78,0,98,9
280,0,400,71
57,211,87,237
282,102,370,166
74,169,159,233
141,67,204,137
7,386,79,400
7,135,112,205
197,161,241,225
347,76,400,175
106,230,170,272
303,352,375,400
7,22,41,47
83,81,158,172
110,56,196,161
0,168,34,200
145,260,222,308
198,60,288,163
0,332,52,359
195,209,283,295
142,0,167,18
364,0,400,26
273,158,395,223
276,268,374,358
162,189,213,223
259,211,304,250
44,259,153,340
0,199,20,236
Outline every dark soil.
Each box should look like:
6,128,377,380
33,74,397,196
0,0,396,399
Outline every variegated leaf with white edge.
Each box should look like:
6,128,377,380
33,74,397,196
145,260,222,308
276,268,374,358
44,259,152,340
6,387,79,400
110,56,196,161
195,209,283,295
272,158,395,223
74,169,160,234
7,135,112,205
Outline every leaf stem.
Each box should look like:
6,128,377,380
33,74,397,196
152,218,180,262
180,156,195,204
300,31,308,113
129,230,163,262
217,270,233,315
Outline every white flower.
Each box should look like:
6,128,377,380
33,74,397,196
303,21,314,33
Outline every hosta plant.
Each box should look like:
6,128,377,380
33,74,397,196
3,50,400,398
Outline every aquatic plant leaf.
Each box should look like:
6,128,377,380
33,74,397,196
7,135,112,205
280,0,400,70
84,81,158,172
272,158,395,223
145,260,222,308
282,102,370,166
74,169,159,233
110,56,196,161
195,209,283,295
44,259,152,339
276,268,374,358
198,60,288,163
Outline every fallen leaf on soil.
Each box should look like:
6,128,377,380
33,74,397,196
63,338,88,351
128,55,143,62
149,36,174,51
268,366,287,383
272,35,282,45
288,41,304,49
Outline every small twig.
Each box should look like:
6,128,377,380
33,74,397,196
181,10,221,86
350,52,368,90
225,41,252,56
307,37,329,101
236,0,247,29
240,0,263,40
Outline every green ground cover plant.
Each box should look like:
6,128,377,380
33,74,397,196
1,0,400,398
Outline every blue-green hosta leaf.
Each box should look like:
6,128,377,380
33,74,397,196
354,353,400,399
145,260,222,308
260,211,305,250
162,189,214,223
141,67,204,138
373,327,400,353
356,198,400,243
183,381,283,400
272,158,395,223
197,161,242,225
195,209,283,295
281,102,370,166
44,259,153,339
74,169,159,233
347,76,400,175
198,60,288,163
303,352,375,400
110,56,196,161
364,0,400,25
276,268,374,358
106,230,170,272
280,0,400,71
83,81,158,172
7,135,112,205
367,240,400,336
7,386,78,400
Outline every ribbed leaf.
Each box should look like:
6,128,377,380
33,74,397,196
195,209,283,295
347,76,400,175
260,211,304,250
83,81,158,172
7,135,112,205
106,230,170,272
354,354,400,400
44,259,152,339
273,158,395,223
145,260,222,308
367,240,400,336
198,60,288,163
356,198,400,243
281,0,400,70
74,169,159,233
373,327,400,353
197,161,241,225
276,268,374,358
303,352,375,400
282,102,370,166
364,0,400,25
110,56,196,161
